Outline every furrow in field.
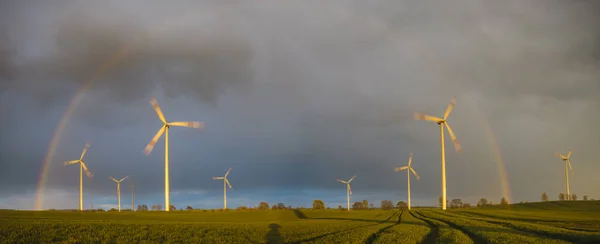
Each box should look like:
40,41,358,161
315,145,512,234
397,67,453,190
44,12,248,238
421,211,570,244
364,210,431,244
412,211,475,244
453,211,600,233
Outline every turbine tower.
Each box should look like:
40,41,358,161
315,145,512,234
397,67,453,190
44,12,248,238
395,153,420,210
414,97,461,210
212,168,233,210
555,149,573,200
143,97,204,211
64,143,94,211
337,175,356,211
130,184,135,211
109,176,129,212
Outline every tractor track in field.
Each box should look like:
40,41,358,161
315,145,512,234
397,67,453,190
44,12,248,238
434,211,590,243
409,211,439,244
293,212,398,243
364,211,401,244
452,211,600,233
414,211,486,244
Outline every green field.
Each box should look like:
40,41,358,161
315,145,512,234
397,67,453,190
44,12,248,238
2,201,600,243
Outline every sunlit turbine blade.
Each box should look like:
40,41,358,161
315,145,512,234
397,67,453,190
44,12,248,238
225,178,233,189
444,123,462,152
348,184,352,195
413,112,443,123
109,176,118,183
408,152,413,166
224,168,232,177
81,161,93,178
119,176,129,182
79,143,90,160
64,160,80,166
443,97,457,120
567,149,572,159
213,177,224,180
410,167,420,180
337,179,347,184
167,121,204,129
150,97,167,124
556,153,567,160
144,125,166,156
348,175,356,182
394,166,409,172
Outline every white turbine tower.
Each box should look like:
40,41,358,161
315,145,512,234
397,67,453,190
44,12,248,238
64,143,94,211
143,97,204,211
414,97,461,210
212,168,233,210
337,175,356,211
109,176,129,212
394,152,420,210
556,149,574,200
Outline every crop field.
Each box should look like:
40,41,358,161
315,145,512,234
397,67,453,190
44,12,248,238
1,201,600,243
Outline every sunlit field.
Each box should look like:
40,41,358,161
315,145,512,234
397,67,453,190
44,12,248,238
2,201,600,243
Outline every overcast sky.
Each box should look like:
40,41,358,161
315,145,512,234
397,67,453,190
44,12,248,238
1,0,599,210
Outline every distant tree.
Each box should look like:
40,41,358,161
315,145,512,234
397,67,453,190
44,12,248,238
109,208,117,212
396,201,408,210
381,200,394,210
572,194,578,201
151,204,162,211
258,202,270,210
450,199,463,209
352,202,363,210
169,205,176,211
287,205,292,210
277,203,286,209
272,205,278,210
500,197,508,205
312,200,325,210
186,206,193,211
338,205,344,210
478,198,488,207
558,193,566,201
519,201,525,204
583,195,589,201
369,203,374,209
236,206,248,210
463,203,472,208
542,192,549,202
362,200,369,209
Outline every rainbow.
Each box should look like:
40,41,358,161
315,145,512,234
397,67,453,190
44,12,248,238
479,109,512,203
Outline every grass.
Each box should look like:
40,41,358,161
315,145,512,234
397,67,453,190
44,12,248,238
1,201,600,243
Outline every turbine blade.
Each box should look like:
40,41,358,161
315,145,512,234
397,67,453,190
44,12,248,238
348,175,356,182
445,123,462,152
213,177,224,180
109,176,118,183
150,97,167,124
567,160,573,173
413,112,443,123
81,161,93,178
443,97,457,120
64,160,80,166
119,176,129,182
394,166,409,172
337,179,347,184
224,168,231,177
556,153,567,160
144,126,166,156
410,167,420,180
167,121,204,129
567,149,572,159
408,152,413,166
225,178,233,189
79,143,90,160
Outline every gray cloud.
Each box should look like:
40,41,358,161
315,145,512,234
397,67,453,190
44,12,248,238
1,0,600,208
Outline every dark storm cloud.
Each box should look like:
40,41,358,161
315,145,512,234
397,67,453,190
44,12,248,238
1,0,600,208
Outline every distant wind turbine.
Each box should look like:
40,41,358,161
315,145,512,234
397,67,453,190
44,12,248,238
336,175,356,211
414,97,461,210
64,143,94,211
109,176,129,212
130,184,135,211
212,168,233,210
395,152,420,210
555,149,574,200
143,97,204,211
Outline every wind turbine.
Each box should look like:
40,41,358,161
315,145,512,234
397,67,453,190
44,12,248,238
212,168,233,210
414,97,461,210
64,143,94,211
555,149,573,200
130,184,135,211
109,176,129,212
143,97,204,211
394,153,420,210
336,175,356,211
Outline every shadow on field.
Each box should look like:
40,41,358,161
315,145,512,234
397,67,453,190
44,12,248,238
265,223,284,244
